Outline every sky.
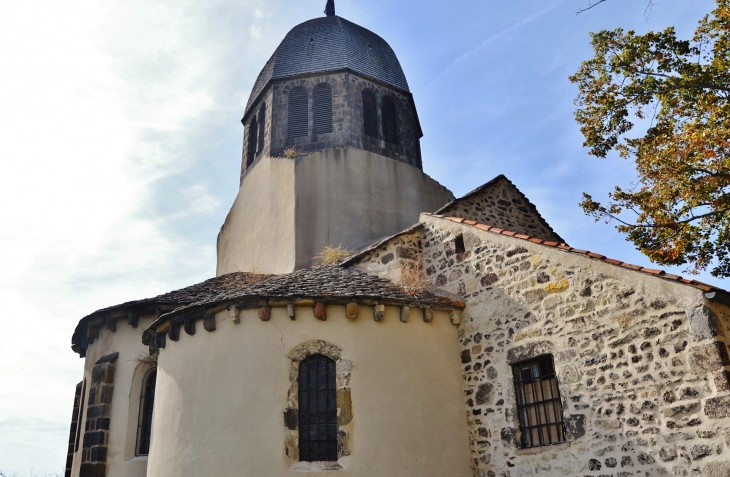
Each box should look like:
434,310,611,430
0,0,721,473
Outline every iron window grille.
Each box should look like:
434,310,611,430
362,90,378,138
313,84,333,135
136,370,157,456
288,87,309,138
381,96,398,145
512,355,565,448
246,116,258,168
298,354,338,462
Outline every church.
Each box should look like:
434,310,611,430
64,3,730,476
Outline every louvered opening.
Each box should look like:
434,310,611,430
381,96,398,145
247,116,258,167
313,84,333,135
257,105,266,154
362,90,378,138
288,87,309,138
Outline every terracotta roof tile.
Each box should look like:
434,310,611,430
438,214,727,296
463,219,478,225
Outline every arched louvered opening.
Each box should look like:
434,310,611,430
136,370,157,456
362,89,378,138
288,87,309,138
299,354,337,462
247,116,258,168
257,105,266,154
313,84,333,135
381,96,398,145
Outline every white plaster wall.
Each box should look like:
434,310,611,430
147,305,472,477
217,156,297,275
216,148,453,275
69,315,156,477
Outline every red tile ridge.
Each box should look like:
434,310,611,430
528,238,543,244
502,230,517,236
514,233,530,239
604,258,623,266
449,217,465,223
640,268,665,275
489,227,504,234
556,244,571,250
463,219,478,225
475,224,492,231
543,241,559,247
587,252,606,259
572,249,589,255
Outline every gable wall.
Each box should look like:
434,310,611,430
439,178,562,243
421,215,730,477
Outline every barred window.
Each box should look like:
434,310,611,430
299,355,337,462
313,84,333,135
246,116,258,168
257,105,266,154
136,370,157,456
381,96,398,145
362,90,378,138
512,355,565,448
288,87,309,138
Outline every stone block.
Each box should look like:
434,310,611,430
506,341,554,364
373,305,385,322
704,394,730,419
345,303,358,320
689,342,729,372
687,305,719,342
702,462,730,477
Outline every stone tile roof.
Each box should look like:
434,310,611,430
71,272,271,353
441,215,728,295
245,16,410,119
157,264,462,321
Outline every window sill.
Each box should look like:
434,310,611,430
514,441,570,456
125,455,149,462
289,461,342,472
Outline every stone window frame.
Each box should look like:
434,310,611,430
124,360,156,461
284,340,353,471
135,368,157,456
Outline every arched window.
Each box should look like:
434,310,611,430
299,355,337,462
362,90,378,138
381,96,398,145
247,116,258,168
313,84,333,135
288,87,309,138
136,370,157,456
257,105,266,154
73,379,86,453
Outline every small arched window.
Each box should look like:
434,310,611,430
288,87,309,138
381,96,398,145
313,83,333,135
247,116,258,168
136,370,157,456
257,105,266,154
362,90,378,138
299,354,337,462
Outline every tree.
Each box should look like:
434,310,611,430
570,0,730,277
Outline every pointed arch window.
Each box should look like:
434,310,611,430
298,354,337,462
257,104,266,154
288,87,309,138
247,116,258,168
136,370,157,456
362,90,378,138
313,84,333,135
381,96,398,145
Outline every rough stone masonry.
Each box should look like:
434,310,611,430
420,215,730,477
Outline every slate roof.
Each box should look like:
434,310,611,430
244,16,410,118
440,215,729,296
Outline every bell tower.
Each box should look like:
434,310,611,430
216,3,454,275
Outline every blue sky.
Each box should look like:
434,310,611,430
0,0,720,472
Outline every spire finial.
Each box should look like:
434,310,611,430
325,0,335,16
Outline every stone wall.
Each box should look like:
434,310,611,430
437,176,563,243
241,71,422,183
420,215,730,477
348,226,423,283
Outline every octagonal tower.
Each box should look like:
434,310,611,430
217,7,454,275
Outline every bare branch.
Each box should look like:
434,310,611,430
576,0,608,15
